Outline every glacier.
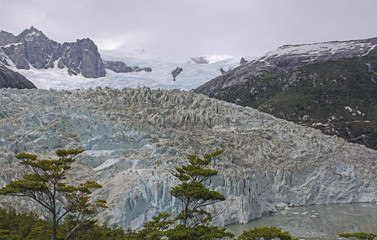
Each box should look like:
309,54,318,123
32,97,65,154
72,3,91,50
0,87,376,230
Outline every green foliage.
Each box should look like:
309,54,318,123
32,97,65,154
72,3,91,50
339,232,377,240
260,73,277,80
0,149,107,240
131,212,174,240
170,150,227,227
0,208,52,240
165,224,234,240
236,226,297,240
0,208,129,240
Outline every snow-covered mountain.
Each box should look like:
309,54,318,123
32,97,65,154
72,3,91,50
12,49,241,91
0,27,106,78
98,49,241,91
0,27,242,91
195,36,377,150
196,37,377,95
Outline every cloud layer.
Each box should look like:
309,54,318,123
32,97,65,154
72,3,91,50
1,0,377,62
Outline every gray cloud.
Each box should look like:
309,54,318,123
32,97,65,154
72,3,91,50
1,0,377,62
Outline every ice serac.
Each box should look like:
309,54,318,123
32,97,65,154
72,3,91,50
0,27,106,78
0,87,376,230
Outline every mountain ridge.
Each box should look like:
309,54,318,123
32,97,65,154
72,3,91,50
0,27,155,79
195,36,377,150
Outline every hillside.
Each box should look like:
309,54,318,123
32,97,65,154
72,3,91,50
0,65,36,89
195,38,377,149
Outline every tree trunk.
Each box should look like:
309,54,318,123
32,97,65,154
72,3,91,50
52,213,57,240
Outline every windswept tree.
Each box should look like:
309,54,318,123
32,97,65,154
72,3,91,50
170,150,226,228
133,150,233,240
0,149,107,240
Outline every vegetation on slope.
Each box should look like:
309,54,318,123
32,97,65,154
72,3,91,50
211,51,377,149
0,208,127,240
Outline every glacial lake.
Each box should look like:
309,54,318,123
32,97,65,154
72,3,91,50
227,203,377,240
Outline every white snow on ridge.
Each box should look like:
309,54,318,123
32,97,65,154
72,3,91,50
262,40,374,59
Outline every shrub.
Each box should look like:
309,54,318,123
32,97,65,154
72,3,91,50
236,226,297,240
339,232,377,240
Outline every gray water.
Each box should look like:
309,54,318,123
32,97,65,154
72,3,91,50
227,203,377,239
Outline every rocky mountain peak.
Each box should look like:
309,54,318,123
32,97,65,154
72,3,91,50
0,28,106,78
17,26,46,42
57,38,106,78
103,60,152,73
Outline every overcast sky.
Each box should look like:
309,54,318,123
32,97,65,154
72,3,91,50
1,0,377,62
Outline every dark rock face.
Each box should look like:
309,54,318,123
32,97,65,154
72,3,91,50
0,65,36,89
0,27,106,78
240,57,247,64
57,39,106,78
1,27,61,70
190,56,209,64
0,31,16,46
171,67,183,81
104,60,152,73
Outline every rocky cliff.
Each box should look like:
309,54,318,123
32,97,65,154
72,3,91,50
0,87,376,230
0,30,16,46
104,60,152,73
195,37,377,150
57,38,106,78
0,65,36,89
0,27,106,78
